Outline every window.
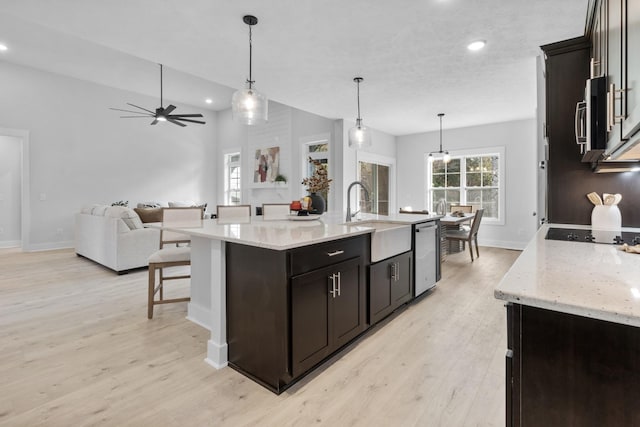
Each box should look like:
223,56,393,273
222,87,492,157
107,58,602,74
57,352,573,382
427,150,502,221
356,152,395,216
224,152,241,205
359,161,389,215
303,139,330,209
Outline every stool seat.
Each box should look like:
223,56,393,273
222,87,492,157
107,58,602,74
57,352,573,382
149,246,191,263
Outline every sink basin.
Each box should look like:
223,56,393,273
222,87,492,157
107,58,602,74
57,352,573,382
346,221,412,262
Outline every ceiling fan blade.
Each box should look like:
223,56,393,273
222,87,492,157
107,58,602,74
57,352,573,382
151,119,159,125
168,113,204,118
110,107,154,116
167,118,187,127
172,118,206,125
120,115,156,118
163,105,176,115
126,103,156,114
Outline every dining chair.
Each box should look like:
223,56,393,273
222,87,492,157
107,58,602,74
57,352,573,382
450,205,473,213
262,203,291,220
147,207,203,319
445,209,484,262
216,204,251,222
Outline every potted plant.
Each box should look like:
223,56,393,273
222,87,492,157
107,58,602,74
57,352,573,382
274,174,287,186
301,157,332,214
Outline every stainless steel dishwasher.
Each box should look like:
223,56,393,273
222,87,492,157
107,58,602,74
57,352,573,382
414,221,440,296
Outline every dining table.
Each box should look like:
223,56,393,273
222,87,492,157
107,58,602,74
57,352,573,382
440,213,475,255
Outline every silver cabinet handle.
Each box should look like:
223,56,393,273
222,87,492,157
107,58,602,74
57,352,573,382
337,272,341,296
395,262,400,282
326,250,344,257
329,274,337,298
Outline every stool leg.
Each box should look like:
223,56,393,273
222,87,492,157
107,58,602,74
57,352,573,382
469,239,474,262
148,264,155,319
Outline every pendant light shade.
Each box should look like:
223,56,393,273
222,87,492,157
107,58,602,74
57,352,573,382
232,15,268,125
428,113,450,163
348,77,372,148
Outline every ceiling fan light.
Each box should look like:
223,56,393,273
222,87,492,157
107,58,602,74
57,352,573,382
231,86,268,125
467,40,486,51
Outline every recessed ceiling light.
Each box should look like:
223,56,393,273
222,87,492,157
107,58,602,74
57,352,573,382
467,40,486,51
205,98,213,104
0,44,8,52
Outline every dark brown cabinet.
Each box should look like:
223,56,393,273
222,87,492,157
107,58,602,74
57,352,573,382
505,303,640,426
226,234,368,394
369,251,413,324
291,257,365,377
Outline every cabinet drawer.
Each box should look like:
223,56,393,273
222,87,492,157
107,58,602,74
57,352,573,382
289,235,367,277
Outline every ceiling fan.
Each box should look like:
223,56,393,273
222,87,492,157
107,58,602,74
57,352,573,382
110,64,205,127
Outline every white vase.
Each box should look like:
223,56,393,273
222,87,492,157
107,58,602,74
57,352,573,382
591,205,622,230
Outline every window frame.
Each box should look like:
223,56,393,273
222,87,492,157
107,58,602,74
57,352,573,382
223,149,242,206
356,151,396,216
425,146,505,225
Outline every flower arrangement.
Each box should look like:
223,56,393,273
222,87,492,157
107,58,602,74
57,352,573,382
301,157,332,193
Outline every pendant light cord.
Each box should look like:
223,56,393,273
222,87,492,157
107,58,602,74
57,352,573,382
357,80,361,124
439,114,443,152
160,64,163,108
248,25,254,89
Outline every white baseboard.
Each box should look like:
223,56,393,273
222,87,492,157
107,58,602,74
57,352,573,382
187,302,212,331
25,241,74,252
0,240,21,249
477,238,527,251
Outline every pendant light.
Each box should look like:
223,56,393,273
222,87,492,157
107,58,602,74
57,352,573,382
231,15,268,125
348,77,372,148
428,113,451,163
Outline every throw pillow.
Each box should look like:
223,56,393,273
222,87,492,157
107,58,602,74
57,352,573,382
137,202,162,208
134,207,163,223
104,206,144,230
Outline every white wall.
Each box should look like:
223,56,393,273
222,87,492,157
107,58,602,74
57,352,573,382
0,61,218,250
216,101,336,213
0,136,22,247
339,120,398,215
397,119,538,249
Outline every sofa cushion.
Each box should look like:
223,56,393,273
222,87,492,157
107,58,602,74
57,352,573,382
134,207,163,224
104,206,144,230
91,205,109,216
168,200,196,207
81,204,100,214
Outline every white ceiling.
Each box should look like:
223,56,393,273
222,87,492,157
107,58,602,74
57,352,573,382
0,0,589,135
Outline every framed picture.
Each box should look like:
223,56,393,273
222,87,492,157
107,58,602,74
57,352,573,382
252,146,280,186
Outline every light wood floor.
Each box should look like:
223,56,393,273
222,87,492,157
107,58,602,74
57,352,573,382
0,246,520,427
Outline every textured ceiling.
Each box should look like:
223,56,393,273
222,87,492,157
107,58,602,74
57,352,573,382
0,0,589,135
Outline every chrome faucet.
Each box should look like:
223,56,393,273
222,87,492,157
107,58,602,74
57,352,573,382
346,181,370,222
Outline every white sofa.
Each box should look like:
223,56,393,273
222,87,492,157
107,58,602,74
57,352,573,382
74,205,160,273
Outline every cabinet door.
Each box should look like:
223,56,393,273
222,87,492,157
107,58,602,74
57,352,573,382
331,257,366,349
369,260,394,324
607,0,625,149
623,0,640,139
291,266,332,377
390,251,413,306
291,257,365,377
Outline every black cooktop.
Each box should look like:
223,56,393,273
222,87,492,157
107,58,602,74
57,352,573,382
546,227,640,245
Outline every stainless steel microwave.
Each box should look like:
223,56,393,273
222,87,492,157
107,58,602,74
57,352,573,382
575,76,607,163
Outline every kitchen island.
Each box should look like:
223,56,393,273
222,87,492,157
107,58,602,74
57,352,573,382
495,224,640,426
151,212,440,392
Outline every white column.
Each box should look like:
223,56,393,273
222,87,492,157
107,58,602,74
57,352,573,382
187,236,228,369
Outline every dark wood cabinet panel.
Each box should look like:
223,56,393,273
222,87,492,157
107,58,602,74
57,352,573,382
291,256,365,377
542,36,640,227
227,235,368,394
369,251,413,325
506,304,640,427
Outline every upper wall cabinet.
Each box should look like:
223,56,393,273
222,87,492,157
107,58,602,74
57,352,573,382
623,0,640,140
601,0,640,158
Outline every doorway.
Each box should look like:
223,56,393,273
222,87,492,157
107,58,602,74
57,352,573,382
0,128,30,250
356,152,396,216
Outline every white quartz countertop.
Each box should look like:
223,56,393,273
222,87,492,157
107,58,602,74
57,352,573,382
495,224,640,327
147,211,441,251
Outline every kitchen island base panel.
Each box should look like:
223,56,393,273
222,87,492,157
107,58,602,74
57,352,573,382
507,303,640,427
